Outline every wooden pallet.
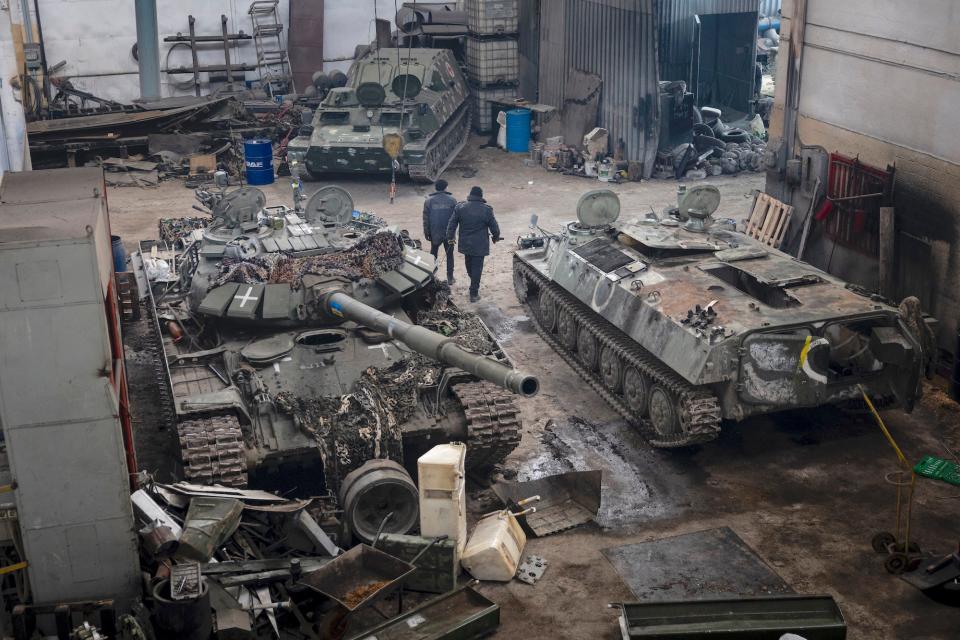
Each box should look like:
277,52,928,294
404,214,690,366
745,192,794,248
115,272,140,322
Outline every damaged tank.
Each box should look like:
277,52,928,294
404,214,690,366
286,46,470,183
513,187,931,447
137,181,537,541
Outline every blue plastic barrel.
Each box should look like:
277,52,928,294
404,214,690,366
111,235,127,273
244,138,275,185
505,109,531,153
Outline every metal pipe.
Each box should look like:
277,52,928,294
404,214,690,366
325,292,540,397
134,0,161,100
17,0,33,43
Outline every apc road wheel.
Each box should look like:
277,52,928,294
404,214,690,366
557,309,578,350
538,290,558,332
599,346,623,392
622,366,650,416
648,385,682,438
339,459,419,544
577,327,599,371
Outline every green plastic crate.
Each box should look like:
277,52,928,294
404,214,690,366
914,456,960,486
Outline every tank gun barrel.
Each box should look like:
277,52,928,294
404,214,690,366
325,292,539,397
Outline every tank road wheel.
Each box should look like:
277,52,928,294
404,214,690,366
538,290,558,332
577,326,599,371
339,459,419,544
599,346,623,392
557,309,578,350
178,415,247,488
623,367,650,415
513,268,530,303
648,385,682,439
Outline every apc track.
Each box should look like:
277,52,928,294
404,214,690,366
513,255,721,447
407,104,471,183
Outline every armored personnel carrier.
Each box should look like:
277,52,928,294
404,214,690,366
513,187,929,447
286,47,470,182
137,181,537,541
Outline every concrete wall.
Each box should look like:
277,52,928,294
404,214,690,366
32,0,290,102
769,0,960,350
322,0,398,74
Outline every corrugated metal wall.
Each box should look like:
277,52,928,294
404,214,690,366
537,0,660,176
518,0,540,100
758,0,781,17
657,0,759,113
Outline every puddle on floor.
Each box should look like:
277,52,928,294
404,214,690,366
514,417,698,528
474,304,530,343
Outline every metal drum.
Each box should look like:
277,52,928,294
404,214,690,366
505,108,531,153
244,138,275,185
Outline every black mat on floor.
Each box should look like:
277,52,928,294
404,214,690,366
602,526,793,601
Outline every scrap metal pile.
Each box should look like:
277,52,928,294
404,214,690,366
213,231,405,288
158,217,209,246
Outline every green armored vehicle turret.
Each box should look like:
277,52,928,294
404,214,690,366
137,182,537,542
513,187,931,447
286,47,470,182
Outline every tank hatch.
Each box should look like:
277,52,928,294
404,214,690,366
576,189,621,227
303,185,355,226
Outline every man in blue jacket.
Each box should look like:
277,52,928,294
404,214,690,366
422,179,458,284
446,186,501,302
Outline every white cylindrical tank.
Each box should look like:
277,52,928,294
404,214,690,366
418,443,467,552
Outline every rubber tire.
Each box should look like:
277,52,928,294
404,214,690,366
692,123,714,137
694,134,726,153
719,128,750,144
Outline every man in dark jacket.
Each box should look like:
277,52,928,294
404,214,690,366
422,179,458,283
446,186,501,302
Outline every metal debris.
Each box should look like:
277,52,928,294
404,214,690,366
515,555,549,585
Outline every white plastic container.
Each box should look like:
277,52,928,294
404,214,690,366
418,443,467,552
460,509,526,581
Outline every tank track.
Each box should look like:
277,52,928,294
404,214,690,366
408,104,471,183
452,381,522,468
513,256,721,447
178,414,248,487
145,297,177,429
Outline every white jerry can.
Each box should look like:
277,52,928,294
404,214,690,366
460,500,539,582
417,443,467,552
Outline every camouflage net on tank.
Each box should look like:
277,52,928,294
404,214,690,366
275,355,438,493
273,295,498,491
212,231,405,289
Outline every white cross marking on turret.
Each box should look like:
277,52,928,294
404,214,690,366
368,343,391,358
234,286,259,307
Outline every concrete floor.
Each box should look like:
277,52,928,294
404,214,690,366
116,139,960,639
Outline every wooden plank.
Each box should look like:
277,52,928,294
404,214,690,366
772,205,794,248
758,201,781,244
